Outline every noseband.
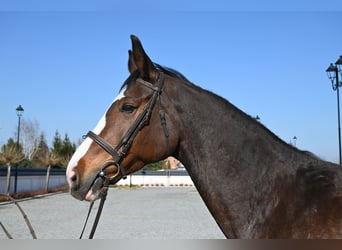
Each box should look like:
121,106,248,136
80,70,169,238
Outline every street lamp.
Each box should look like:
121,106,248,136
326,56,342,165
15,104,24,194
293,136,297,147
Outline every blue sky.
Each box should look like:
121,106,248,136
1,2,342,163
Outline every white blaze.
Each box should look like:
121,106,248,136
66,87,126,178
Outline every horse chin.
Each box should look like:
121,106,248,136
70,173,104,201
84,173,122,202
71,167,123,202
84,177,104,202
85,189,101,202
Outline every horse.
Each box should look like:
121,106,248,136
66,35,342,238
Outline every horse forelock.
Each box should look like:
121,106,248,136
120,70,139,92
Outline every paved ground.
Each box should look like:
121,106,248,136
0,187,225,239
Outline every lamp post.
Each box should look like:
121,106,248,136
15,105,24,194
293,136,297,147
326,56,342,165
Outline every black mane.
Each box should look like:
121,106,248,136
156,64,191,83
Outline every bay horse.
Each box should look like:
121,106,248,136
67,35,342,238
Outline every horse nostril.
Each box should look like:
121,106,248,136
71,174,77,182
67,170,78,187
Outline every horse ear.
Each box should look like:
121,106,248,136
130,35,158,81
128,50,137,73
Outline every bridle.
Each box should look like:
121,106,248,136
80,70,169,239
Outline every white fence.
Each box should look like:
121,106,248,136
117,171,194,187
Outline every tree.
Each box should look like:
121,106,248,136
60,133,76,167
0,138,25,194
31,133,49,168
31,132,64,191
42,152,62,192
51,131,76,168
14,118,40,160
51,131,62,154
144,160,166,171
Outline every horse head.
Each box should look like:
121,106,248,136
66,35,180,201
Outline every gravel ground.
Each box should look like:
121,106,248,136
0,187,225,239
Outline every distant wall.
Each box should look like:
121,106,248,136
0,168,67,193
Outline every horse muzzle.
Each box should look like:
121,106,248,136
67,168,104,201
68,161,124,201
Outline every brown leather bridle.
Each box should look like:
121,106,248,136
80,70,169,238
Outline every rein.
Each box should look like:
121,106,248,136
79,70,168,239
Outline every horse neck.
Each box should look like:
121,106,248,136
169,81,317,238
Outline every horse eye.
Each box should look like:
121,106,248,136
120,103,137,113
